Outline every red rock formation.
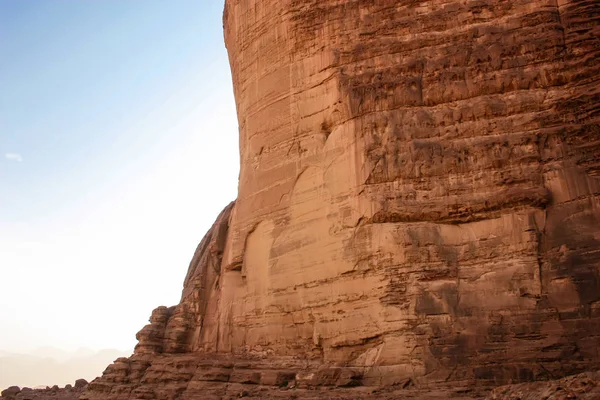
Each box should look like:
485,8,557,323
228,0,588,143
0,380,88,400
135,202,235,356
486,371,600,400
84,0,600,398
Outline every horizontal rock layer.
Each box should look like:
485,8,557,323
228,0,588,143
85,0,600,398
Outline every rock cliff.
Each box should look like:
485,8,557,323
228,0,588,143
84,0,600,398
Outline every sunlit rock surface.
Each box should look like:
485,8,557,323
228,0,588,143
83,0,600,398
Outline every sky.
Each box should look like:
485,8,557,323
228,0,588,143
0,0,239,354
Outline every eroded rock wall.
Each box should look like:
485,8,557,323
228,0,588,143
84,0,600,398
218,0,600,384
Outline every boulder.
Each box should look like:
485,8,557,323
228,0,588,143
1,386,20,398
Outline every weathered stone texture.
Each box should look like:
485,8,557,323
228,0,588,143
84,0,600,398
0,381,88,400
220,0,600,383
486,370,600,399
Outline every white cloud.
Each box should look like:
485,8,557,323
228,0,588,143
5,153,23,162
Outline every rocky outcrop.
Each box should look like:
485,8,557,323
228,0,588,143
0,388,20,399
486,371,600,400
0,380,88,400
134,202,234,356
5,372,599,399
85,0,600,398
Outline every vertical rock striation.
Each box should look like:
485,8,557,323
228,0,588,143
85,0,600,398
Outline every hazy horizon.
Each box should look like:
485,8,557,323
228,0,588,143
0,0,239,363
0,345,129,358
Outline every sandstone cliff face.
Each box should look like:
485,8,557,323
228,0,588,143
220,0,600,383
85,0,600,398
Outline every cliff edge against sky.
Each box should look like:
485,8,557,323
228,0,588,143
82,0,600,398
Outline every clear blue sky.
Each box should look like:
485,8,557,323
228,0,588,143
0,0,239,353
